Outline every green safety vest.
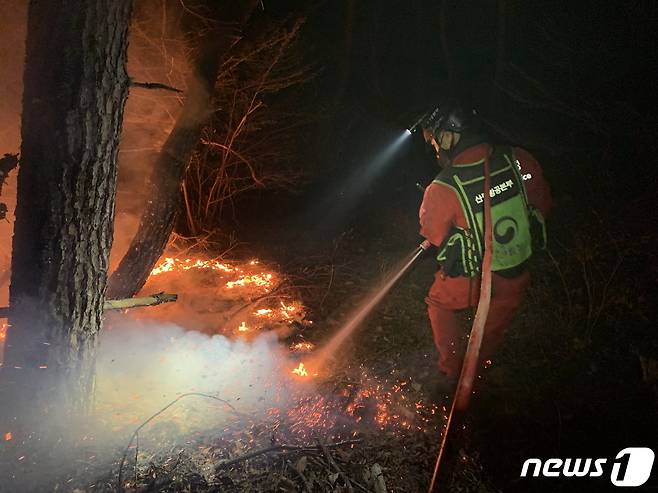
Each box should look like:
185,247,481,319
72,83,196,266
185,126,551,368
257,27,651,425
433,146,536,276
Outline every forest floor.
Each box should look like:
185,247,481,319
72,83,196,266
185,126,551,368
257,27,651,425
204,177,657,492
94,181,657,493
5,174,655,492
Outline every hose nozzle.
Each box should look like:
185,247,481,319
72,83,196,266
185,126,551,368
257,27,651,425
419,239,431,251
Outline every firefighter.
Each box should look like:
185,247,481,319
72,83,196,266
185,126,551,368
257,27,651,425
418,104,552,392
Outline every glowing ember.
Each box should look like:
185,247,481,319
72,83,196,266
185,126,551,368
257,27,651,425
292,362,309,377
238,322,249,332
278,371,444,435
253,308,273,316
226,273,273,289
279,301,298,319
290,342,314,352
4,432,11,441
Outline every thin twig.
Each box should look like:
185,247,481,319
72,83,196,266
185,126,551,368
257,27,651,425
117,392,244,491
319,264,335,309
319,440,354,493
215,439,362,471
286,458,312,492
222,281,290,322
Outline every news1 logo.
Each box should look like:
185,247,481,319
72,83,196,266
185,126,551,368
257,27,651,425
520,448,655,487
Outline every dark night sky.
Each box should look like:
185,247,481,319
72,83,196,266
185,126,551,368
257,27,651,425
257,0,656,198
233,1,656,243
291,0,657,144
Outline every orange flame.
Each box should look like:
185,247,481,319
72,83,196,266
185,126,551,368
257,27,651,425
146,255,311,335
292,362,309,377
290,342,314,352
226,273,273,289
253,308,273,316
4,432,12,441
150,257,235,276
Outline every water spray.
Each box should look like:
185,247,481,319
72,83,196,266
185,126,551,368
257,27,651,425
310,240,430,371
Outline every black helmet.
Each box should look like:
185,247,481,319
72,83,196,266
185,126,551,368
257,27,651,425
422,103,477,135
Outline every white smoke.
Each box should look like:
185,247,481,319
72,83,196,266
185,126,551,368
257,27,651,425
0,317,312,492
94,316,297,437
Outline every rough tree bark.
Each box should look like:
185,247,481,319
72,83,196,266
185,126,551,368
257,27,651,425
1,0,133,413
107,0,260,299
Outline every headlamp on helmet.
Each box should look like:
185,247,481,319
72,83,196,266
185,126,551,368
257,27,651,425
421,104,477,138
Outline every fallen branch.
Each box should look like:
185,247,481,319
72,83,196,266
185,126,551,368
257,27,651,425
0,292,178,318
286,458,312,492
215,439,362,471
103,292,177,311
319,440,354,493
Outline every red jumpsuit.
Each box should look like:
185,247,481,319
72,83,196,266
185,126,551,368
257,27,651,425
419,143,552,378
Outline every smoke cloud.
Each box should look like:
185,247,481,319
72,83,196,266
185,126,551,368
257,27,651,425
1,315,311,491
95,316,297,433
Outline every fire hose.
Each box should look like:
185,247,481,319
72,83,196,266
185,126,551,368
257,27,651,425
427,151,494,492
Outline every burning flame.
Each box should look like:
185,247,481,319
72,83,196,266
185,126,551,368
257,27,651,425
0,322,6,342
4,432,11,441
291,362,309,377
150,257,234,276
144,254,310,340
279,301,298,319
226,273,273,289
253,308,273,316
290,342,314,352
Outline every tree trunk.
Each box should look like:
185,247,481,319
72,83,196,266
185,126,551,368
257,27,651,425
1,0,133,415
107,0,260,300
